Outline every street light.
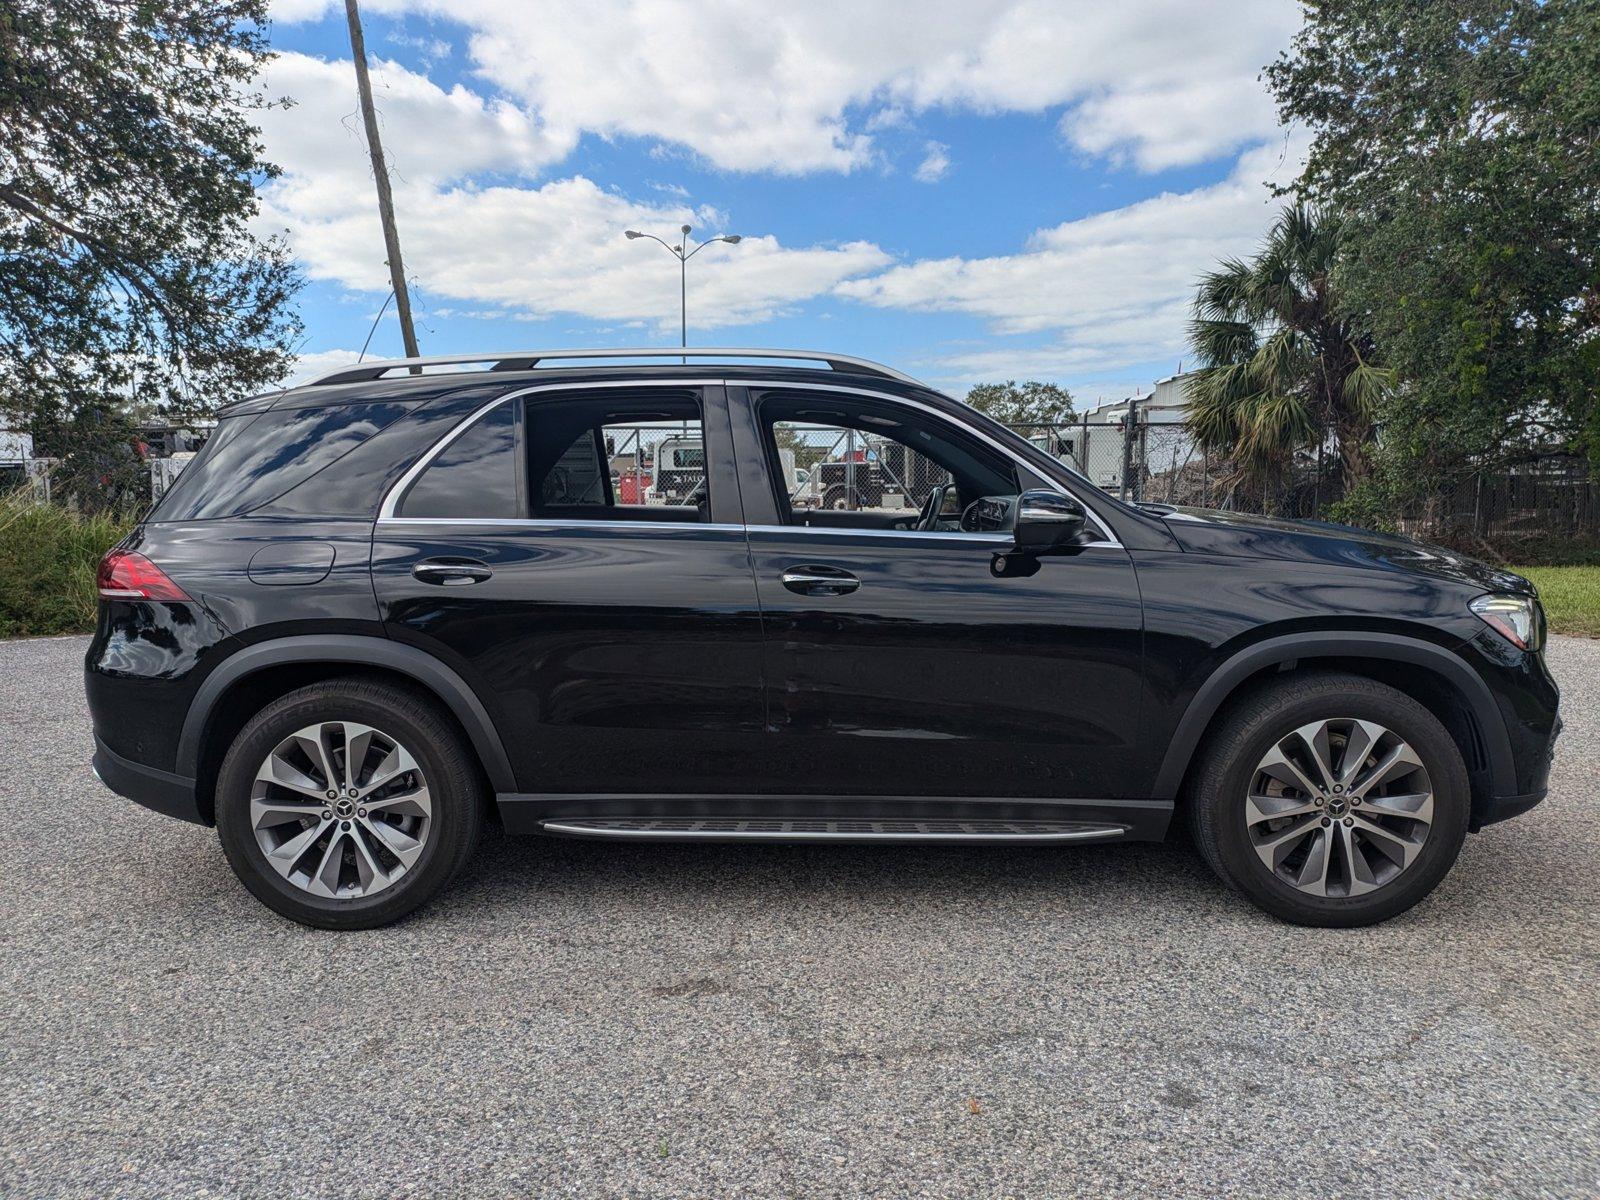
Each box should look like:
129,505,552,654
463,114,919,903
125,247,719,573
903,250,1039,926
624,224,743,358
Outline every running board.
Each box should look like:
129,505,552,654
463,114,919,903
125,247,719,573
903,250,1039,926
536,817,1129,844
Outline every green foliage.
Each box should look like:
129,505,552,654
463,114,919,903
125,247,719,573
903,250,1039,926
963,381,1075,427
30,403,148,511
0,491,134,637
1323,485,1399,535
1268,0,1600,502
0,0,303,446
1186,204,1386,489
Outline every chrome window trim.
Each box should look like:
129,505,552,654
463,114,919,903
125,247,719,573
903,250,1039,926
378,516,743,533
729,379,1122,547
741,523,1125,548
371,516,1125,550
378,374,1124,549
378,378,722,521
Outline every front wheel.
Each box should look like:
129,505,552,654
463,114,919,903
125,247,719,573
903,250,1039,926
1187,673,1470,927
216,679,483,929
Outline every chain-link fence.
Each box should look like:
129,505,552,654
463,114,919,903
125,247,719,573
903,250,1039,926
1004,413,1599,558
1011,417,1345,517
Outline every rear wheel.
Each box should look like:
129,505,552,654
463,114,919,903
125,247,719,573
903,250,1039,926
216,679,482,929
1188,673,1469,927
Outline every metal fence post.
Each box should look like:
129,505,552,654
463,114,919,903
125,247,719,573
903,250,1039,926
1119,401,1137,502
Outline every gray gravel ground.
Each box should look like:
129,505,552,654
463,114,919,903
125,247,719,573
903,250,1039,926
1,634,1596,1199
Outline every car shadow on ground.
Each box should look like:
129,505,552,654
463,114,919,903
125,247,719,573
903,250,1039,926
449,828,1222,917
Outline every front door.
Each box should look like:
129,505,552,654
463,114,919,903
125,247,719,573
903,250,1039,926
371,384,767,798
732,385,1147,803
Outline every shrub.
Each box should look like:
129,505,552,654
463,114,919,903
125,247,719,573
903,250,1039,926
0,491,136,638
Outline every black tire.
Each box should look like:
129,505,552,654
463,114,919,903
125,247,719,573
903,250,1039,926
1187,672,1469,927
216,679,483,930
821,485,863,511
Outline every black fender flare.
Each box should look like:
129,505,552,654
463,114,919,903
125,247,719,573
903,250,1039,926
1152,632,1514,800
177,635,517,793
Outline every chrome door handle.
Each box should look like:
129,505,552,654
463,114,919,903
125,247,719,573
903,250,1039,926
781,565,860,596
412,559,492,585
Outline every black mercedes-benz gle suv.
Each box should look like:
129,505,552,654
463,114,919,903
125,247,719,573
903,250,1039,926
87,348,1561,929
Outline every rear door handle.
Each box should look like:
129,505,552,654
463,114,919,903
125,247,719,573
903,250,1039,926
412,558,493,586
781,565,860,596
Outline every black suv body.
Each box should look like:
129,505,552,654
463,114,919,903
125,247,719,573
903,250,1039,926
86,349,1561,929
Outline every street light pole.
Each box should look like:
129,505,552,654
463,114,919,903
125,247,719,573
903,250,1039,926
625,226,743,362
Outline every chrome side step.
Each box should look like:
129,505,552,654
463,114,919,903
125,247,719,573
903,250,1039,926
536,817,1128,844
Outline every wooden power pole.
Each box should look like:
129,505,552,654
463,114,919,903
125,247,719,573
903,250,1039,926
344,0,419,359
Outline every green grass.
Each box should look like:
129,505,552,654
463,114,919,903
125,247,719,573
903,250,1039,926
0,492,136,638
1511,565,1600,638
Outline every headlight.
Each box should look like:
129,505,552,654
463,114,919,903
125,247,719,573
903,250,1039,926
1470,593,1545,651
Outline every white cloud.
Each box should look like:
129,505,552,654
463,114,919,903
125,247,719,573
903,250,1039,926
269,0,1300,176
257,51,572,187
255,57,889,330
286,348,365,385
840,137,1308,379
255,3,1306,375
914,141,951,183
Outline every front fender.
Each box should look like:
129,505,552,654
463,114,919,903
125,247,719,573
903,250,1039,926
1151,631,1515,801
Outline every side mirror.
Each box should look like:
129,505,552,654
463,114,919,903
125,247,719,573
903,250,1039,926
1012,489,1087,554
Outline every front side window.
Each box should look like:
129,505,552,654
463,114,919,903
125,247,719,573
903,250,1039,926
759,394,1017,532
398,402,518,519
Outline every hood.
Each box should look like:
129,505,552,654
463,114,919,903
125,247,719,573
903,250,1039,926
1155,505,1534,595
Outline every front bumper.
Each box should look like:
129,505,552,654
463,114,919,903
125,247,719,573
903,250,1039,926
1473,714,1561,830
92,735,204,825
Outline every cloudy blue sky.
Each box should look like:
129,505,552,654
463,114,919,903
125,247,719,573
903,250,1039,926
259,0,1307,405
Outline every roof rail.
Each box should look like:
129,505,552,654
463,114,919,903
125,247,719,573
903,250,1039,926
298,347,927,389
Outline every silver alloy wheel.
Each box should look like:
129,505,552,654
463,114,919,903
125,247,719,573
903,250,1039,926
1245,718,1434,898
250,721,432,899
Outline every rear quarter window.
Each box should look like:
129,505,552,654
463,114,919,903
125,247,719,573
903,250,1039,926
150,401,415,521
397,402,519,519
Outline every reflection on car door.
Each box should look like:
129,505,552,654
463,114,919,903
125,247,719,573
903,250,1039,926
371,384,768,799
731,385,1148,803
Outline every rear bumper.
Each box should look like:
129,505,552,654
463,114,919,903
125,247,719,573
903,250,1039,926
92,735,205,825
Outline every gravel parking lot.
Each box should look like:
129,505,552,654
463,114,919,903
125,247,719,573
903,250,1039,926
1,634,1596,1199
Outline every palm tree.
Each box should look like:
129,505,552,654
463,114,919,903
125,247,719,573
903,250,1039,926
1187,205,1388,500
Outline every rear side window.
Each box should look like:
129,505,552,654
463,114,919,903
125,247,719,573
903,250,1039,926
152,401,414,521
524,391,709,521
398,403,519,519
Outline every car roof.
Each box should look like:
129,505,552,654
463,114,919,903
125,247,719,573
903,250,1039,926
224,351,946,416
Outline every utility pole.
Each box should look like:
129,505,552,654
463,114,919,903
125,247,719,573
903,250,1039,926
344,0,419,359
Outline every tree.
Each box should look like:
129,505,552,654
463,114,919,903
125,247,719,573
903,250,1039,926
0,0,302,502
963,381,1075,427
1187,204,1388,493
1266,0,1600,503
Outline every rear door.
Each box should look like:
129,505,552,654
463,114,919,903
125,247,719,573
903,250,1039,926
731,384,1148,803
371,383,767,797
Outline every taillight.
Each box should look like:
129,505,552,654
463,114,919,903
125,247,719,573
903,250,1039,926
97,550,191,602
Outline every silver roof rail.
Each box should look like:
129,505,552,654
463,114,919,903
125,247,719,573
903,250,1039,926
298,347,928,389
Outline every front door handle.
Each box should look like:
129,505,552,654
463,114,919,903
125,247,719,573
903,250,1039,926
412,558,493,586
781,565,860,596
